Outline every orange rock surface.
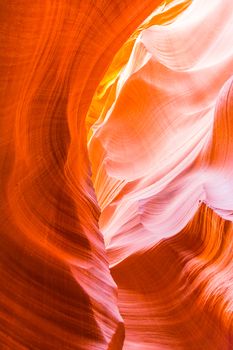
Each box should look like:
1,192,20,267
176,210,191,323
1,1,233,349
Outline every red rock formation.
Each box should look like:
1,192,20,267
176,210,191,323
0,1,162,348
1,1,233,349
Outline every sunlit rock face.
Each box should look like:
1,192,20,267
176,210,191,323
88,0,233,348
1,0,233,349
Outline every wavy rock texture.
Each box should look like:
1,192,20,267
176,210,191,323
88,0,233,349
0,1,162,349
1,0,233,349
